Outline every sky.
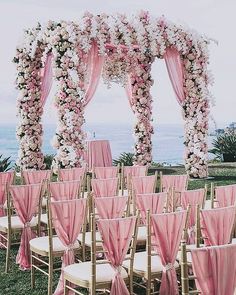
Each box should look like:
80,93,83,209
0,0,235,129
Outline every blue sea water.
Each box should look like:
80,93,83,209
0,123,187,165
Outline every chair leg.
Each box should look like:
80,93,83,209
31,251,35,289
5,234,11,273
64,279,67,295
146,279,151,295
48,257,53,295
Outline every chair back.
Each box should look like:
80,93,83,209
136,192,166,223
22,169,51,184
215,184,236,208
160,173,188,192
196,205,236,246
148,210,187,295
58,166,86,182
93,166,119,179
9,183,43,269
91,178,119,197
181,241,236,295
0,183,7,217
0,171,15,185
48,180,81,200
131,174,157,195
121,164,147,194
94,196,128,219
49,198,87,294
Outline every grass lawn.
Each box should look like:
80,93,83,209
0,162,236,295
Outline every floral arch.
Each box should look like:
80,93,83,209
14,11,213,178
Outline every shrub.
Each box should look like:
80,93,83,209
113,152,134,166
209,133,236,162
0,155,12,172
44,154,55,169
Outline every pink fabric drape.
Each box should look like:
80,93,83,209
50,199,87,295
58,167,86,182
83,41,104,107
94,166,118,179
125,75,135,112
123,166,147,177
200,206,235,246
49,180,81,200
191,244,236,295
22,170,51,184
136,192,166,223
164,47,185,105
215,184,236,207
10,184,42,269
94,196,127,219
151,211,186,295
91,178,119,197
85,140,113,171
40,53,53,106
0,184,6,217
161,174,188,192
97,217,136,295
0,171,14,184
180,189,205,244
131,175,156,195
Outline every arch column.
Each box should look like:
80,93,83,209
128,55,154,165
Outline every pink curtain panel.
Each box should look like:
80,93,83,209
94,196,127,219
191,244,236,295
97,216,136,295
200,206,236,246
50,198,87,295
22,170,51,184
123,166,147,177
161,174,188,192
151,210,187,295
40,53,53,106
91,178,119,197
164,47,185,105
136,192,166,223
10,184,42,269
58,167,86,182
131,175,156,195
94,166,118,179
180,189,205,244
49,180,81,200
215,184,236,207
0,184,7,217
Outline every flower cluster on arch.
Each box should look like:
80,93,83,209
13,11,213,178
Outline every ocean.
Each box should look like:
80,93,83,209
0,123,214,166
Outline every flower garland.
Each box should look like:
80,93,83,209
14,11,213,177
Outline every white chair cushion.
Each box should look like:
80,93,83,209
123,251,179,278
204,199,212,209
0,215,38,232
64,261,128,286
30,236,80,256
137,226,147,243
78,231,102,247
40,213,48,224
232,238,236,244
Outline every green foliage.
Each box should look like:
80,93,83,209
0,154,12,172
43,154,55,169
209,133,236,162
113,152,134,166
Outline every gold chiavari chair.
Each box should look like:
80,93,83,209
30,195,87,295
64,213,139,295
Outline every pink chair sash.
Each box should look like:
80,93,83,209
50,199,87,295
91,178,119,197
49,180,81,200
161,175,188,192
97,216,136,295
94,167,118,179
191,244,236,295
123,166,147,177
22,170,51,184
200,206,236,246
180,189,205,244
215,184,236,207
94,196,127,219
131,175,156,195
10,184,42,269
0,171,14,184
151,211,186,295
0,184,6,217
136,193,166,223
58,167,86,181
